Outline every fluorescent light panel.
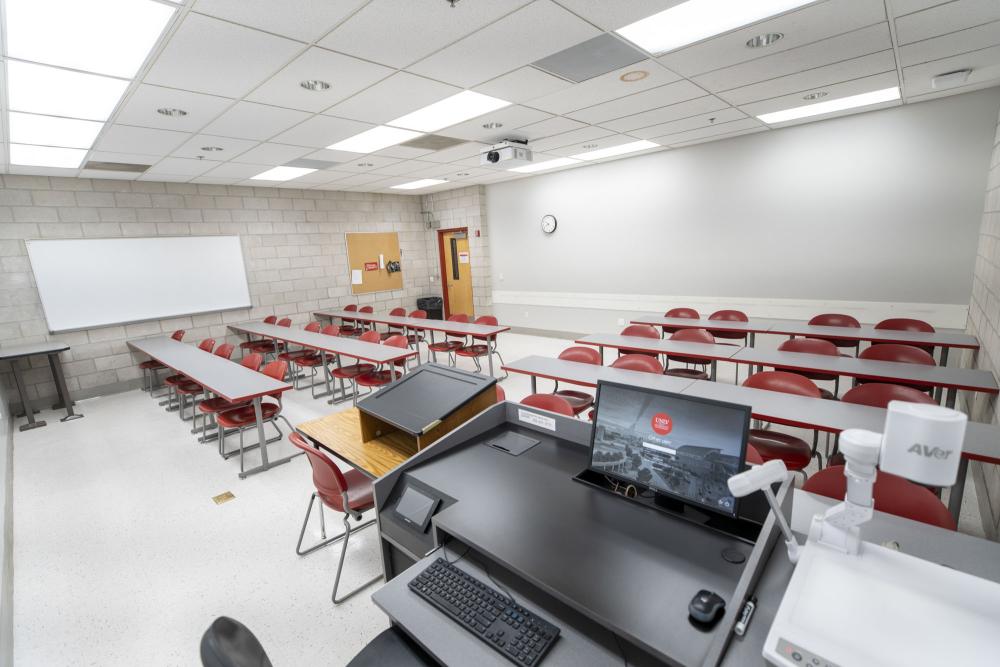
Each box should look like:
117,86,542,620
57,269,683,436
757,87,900,124
617,0,814,54
508,157,580,174
250,166,318,181
7,61,130,121
391,179,448,190
571,140,659,161
389,91,511,133
6,0,176,78
9,112,104,149
328,126,423,153
10,143,87,168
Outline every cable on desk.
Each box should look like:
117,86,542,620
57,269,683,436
442,541,471,565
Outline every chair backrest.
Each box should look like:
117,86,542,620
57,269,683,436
263,315,278,325
620,324,659,339
344,304,358,312
408,309,427,319
610,354,664,374
670,328,715,344
803,465,955,530
171,329,185,341
359,305,374,314
241,353,263,371
288,431,348,498
388,307,407,317
709,309,748,322
777,337,838,356
743,370,820,397
746,445,764,466
841,382,938,408
304,322,321,333
496,385,506,401
277,318,291,327
558,346,602,365
383,334,408,348
359,330,381,344
875,318,935,334
321,324,340,336
808,313,860,328
474,315,498,326
859,343,935,366
200,616,272,667
261,360,287,382
448,314,469,323
520,393,574,416
214,343,236,359
198,338,216,352
665,307,699,319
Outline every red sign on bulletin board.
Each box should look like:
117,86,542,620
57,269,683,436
364,262,379,271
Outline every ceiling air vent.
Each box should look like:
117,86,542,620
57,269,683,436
83,161,150,173
532,33,645,83
402,134,467,151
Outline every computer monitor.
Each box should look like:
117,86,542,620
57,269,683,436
588,381,751,517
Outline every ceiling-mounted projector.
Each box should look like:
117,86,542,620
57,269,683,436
480,141,532,167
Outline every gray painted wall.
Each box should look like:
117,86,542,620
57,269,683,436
487,88,1000,307
1,390,11,667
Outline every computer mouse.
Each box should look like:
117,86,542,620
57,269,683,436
688,590,726,625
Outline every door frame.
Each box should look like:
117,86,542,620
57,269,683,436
437,227,469,318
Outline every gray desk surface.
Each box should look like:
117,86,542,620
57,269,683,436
765,322,979,349
315,309,509,337
128,336,290,403
0,341,70,360
229,321,415,364
504,355,696,392
732,347,998,393
576,333,743,361
629,316,774,333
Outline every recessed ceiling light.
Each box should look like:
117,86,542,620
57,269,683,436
482,122,503,129
616,0,813,54
389,90,511,133
9,112,103,149
250,166,317,181
746,32,783,48
300,79,331,91
391,178,447,190
10,143,87,169
619,70,649,82
570,140,659,161
6,0,176,78
7,61,129,121
328,126,423,153
757,87,900,124
508,157,580,174
157,107,187,117
201,146,223,152
802,91,828,100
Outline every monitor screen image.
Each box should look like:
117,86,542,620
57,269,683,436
588,382,751,517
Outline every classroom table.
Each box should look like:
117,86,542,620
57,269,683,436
228,321,416,403
297,408,416,478
0,341,82,431
314,309,510,376
628,315,775,345
128,336,294,478
574,332,742,380
731,347,998,409
503,355,697,394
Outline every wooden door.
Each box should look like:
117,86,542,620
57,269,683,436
440,229,474,318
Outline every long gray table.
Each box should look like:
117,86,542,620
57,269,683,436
315,309,510,376
503,355,696,394
575,333,742,380
0,341,82,431
128,336,294,478
628,316,775,345
766,321,979,358
732,347,998,408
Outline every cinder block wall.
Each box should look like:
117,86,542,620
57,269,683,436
0,175,442,406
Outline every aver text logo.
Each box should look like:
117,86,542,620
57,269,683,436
907,444,953,459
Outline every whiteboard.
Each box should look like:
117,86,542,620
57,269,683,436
26,236,252,332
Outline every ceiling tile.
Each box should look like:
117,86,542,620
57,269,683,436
95,125,189,155
246,47,393,112
231,142,312,164
628,107,750,140
658,0,886,77
670,125,768,148
407,0,602,88
372,144,436,159
144,13,303,98
319,0,532,68
324,72,461,125
650,117,765,146
192,0,368,42
514,116,588,141
440,106,553,141
270,114,373,148
895,0,1000,45
203,162,272,178
201,101,311,141
320,154,402,172
566,79,706,124
145,157,221,177
114,84,233,132
694,22,892,93
474,67,574,104
902,45,1000,98
371,160,438,177
528,60,680,114
527,125,618,152
170,134,257,160
599,95,732,132
739,71,901,122
899,20,1000,67
189,176,242,185
78,169,140,181
88,150,165,166
889,0,953,16
417,141,486,164
550,0,684,31
323,172,386,187
547,133,657,156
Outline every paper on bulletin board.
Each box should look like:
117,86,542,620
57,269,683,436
458,251,470,264
351,269,363,285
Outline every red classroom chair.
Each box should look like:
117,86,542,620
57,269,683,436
807,313,861,355
664,328,715,381
381,307,408,341
610,354,664,374
875,317,936,355
858,344,936,392
216,360,289,475
743,371,823,474
428,314,469,366
520,393,574,416
777,337,841,399
660,307,700,335
197,353,263,444
619,324,660,358
140,329,185,394
339,304,360,336
163,338,215,412
176,343,236,420
549,346,601,416
355,334,409,398
330,330,381,405
242,315,278,357
455,315,506,376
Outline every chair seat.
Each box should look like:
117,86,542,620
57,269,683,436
455,344,489,358
164,374,187,386
332,363,376,379
747,429,811,470
248,341,276,354
428,341,464,353
356,369,401,388
139,360,164,370
346,626,436,667
319,468,375,514
664,368,710,381
277,350,310,362
296,353,323,367
217,402,280,428
801,369,838,383
176,381,204,395
199,397,249,414
666,355,709,367
819,388,837,401
553,389,593,415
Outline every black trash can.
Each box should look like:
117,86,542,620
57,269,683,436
417,296,443,320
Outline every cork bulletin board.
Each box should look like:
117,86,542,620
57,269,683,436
346,232,404,295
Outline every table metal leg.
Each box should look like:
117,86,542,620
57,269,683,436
487,335,495,377
237,398,302,479
598,346,605,364
11,364,45,431
945,388,957,409
531,376,537,393
933,348,951,403
947,457,969,522
749,332,756,347
710,360,717,381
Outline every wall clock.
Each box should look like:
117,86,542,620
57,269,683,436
541,214,557,234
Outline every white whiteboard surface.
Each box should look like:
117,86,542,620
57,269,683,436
26,236,252,332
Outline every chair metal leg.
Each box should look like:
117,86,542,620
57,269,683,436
296,493,354,556
331,514,381,605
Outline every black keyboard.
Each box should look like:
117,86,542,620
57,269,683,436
409,557,560,667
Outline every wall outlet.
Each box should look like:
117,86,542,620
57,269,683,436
617,318,626,325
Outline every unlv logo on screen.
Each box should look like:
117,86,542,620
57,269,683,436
651,412,672,435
